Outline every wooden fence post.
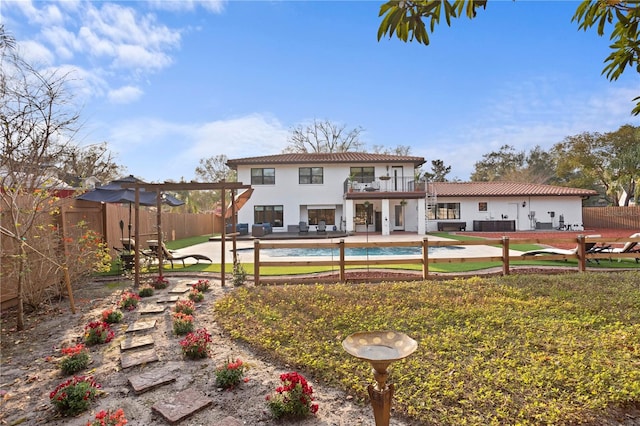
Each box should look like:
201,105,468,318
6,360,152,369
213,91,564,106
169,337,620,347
578,234,586,272
502,236,510,276
254,239,260,286
422,238,429,280
339,239,345,283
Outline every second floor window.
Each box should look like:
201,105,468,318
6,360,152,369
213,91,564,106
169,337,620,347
251,168,275,185
299,167,323,184
350,167,375,184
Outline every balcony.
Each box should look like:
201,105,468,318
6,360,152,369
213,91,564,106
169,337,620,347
344,177,426,195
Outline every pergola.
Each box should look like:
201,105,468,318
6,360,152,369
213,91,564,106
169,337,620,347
122,181,252,287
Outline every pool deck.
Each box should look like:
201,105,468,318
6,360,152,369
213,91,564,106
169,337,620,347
176,232,521,264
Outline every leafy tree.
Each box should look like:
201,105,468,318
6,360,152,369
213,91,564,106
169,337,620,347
421,159,452,182
57,142,124,185
470,144,525,182
186,154,237,213
554,125,640,205
371,144,413,155
377,0,640,115
471,144,559,183
283,119,365,153
195,154,236,182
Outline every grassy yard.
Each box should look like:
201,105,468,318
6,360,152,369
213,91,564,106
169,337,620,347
213,272,640,425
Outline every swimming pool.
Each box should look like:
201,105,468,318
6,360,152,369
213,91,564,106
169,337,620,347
262,245,464,257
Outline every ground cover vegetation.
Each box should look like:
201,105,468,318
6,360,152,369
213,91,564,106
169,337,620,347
214,271,640,425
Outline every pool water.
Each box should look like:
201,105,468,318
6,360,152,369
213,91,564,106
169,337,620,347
263,245,463,257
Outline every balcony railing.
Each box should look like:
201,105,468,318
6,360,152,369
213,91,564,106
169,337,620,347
344,177,425,194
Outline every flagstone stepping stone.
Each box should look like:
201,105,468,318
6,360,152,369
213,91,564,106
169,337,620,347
121,348,159,369
169,285,190,294
151,388,213,424
139,304,166,314
127,368,177,394
218,417,243,426
120,335,155,351
126,319,157,333
157,295,180,303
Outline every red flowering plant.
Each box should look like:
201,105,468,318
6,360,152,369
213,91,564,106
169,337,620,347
192,279,210,292
84,321,114,345
49,375,101,416
187,288,204,302
59,343,90,375
86,407,128,426
151,276,169,289
118,291,140,311
266,372,319,419
174,299,195,315
179,328,212,359
101,308,123,324
172,312,194,335
215,357,248,390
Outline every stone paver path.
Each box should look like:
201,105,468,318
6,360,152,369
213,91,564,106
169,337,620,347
121,347,159,369
151,388,213,424
128,368,177,394
120,334,155,351
117,278,243,424
139,304,166,314
126,318,157,332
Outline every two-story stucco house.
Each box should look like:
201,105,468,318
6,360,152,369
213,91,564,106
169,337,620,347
226,153,598,236
226,152,426,236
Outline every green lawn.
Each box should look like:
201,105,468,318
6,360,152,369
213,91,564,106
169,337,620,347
214,272,640,425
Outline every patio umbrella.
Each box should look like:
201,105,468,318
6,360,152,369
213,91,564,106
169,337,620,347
76,175,184,243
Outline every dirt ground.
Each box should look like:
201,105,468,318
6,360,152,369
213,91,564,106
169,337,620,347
1,229,638,426
1,276,407,426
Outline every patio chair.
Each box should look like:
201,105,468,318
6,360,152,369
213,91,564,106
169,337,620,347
299,221,309,234
147,239,212,268
520,235,605,262
317,220,327,234
599,232,640,263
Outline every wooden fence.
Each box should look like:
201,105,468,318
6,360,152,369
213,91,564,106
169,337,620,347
252,235,640,285
1,199,216,310
62,200,217,257
583,206,640,229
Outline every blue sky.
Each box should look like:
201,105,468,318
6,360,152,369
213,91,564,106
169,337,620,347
3,0,639,182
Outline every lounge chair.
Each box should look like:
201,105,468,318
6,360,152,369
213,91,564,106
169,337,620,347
520,235,604,260
317,220,327,234
299,221,309,234
147,240,212,268
599,232,640,263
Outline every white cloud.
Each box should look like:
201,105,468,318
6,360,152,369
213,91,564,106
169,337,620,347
41,26,81,61
17,40,54,66
108,85,144,104
113,44,173,72
10,0,65,27
149,0,227,13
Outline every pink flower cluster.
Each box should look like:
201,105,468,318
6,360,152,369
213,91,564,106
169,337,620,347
86,407,127,426
84,321,114,345
50,375,100,401
179,328,212,359
61,343,86,357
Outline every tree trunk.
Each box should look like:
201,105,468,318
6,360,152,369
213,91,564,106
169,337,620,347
16,241,26,331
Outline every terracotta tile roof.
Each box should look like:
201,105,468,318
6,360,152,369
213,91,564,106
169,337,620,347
226,152,425,169
428,182,598,197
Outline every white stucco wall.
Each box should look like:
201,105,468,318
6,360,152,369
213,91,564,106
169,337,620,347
234,162,419,233
426,196,586,232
